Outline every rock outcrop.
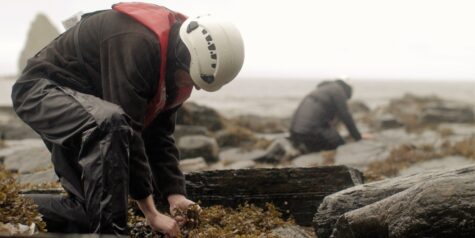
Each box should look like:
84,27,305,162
18,13,59,73
313,165,475,238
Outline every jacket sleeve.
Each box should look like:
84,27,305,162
99,33,161,200
142,107,187,199
332,87,362,141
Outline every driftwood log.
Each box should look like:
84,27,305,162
19,166,363,231
185,166,363,226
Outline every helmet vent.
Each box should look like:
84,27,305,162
187,21,199,33
201,75,215,84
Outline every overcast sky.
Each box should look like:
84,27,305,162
2,0,475,81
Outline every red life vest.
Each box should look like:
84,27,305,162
113,2,193,127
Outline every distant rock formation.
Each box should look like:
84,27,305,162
17,13,59,74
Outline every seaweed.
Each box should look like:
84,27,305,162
365,136,475,181
128,202,293,238
0,167,46,232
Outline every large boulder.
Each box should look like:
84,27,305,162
313,165,475,238
331,169,475,238
178,135,219,163
18,13,59,73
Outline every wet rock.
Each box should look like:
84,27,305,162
291,153,326,167
206,160,226,170
379,94,474,131
185,166,363,226
331,167,475,238
255,138,301,163
3,147,50,173
224,160,256,170
0,123,40,140
18,14,59,72
0,139,46,168
334,140,388,170
0,223,37,236
374,128,414,146
421,103,474,124
219,148,267,163
230,114,289,134
177,102,224,131
348,100,370,114
17,168,58,185
267,225,316,238
375,114,403,129
179,157,208,173
399,156,474,177
438,123,475,138
174,125,209,142
178,135,219,163
313,165,475,238
214,126,258,148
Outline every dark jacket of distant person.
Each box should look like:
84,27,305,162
289,80,362,152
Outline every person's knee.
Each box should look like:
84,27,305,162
96,105,131,131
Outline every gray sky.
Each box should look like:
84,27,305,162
2,0,475,80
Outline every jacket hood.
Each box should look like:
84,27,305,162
317,80,353,99
335,80,352,99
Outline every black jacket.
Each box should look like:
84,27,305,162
19,10,185,200
290,80,362,141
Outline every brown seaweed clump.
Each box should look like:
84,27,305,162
449,137,475,158
0,167,46,232
20,181,63,191
185,203,291,238
128,208,160,238
365,136,475,181
216,124,272,151
128,203,292,238
365,144,439,179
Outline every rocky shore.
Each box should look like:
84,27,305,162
0,93,474,237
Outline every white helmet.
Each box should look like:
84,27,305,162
179,15,245,92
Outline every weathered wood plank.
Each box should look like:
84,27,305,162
185,166,363,226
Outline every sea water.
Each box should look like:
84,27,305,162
1,77,474,118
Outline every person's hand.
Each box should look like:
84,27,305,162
168,194,198,215
168,194,200,226
136,195,181,237
146,212,180,238
362,132,375,140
